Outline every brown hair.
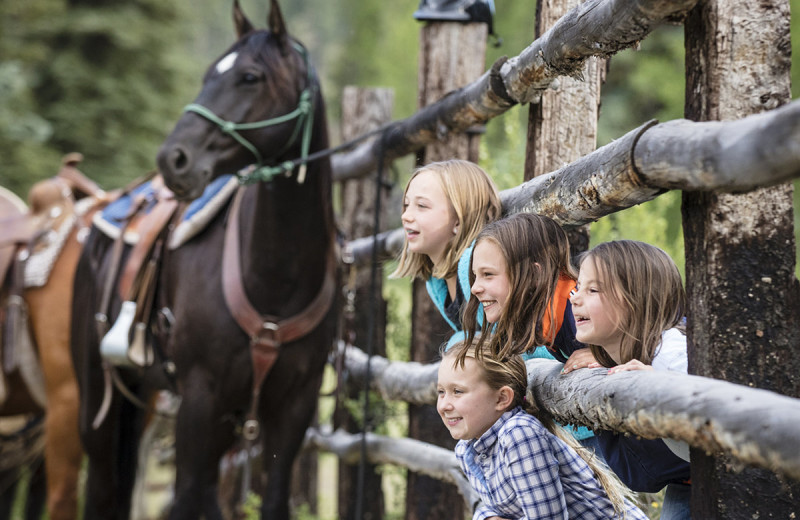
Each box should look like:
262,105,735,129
463,213,575,359
390,159,501,281
442,341,636,515
579,240,685,367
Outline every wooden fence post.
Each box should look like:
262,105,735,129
335,86,394,520
525,0,603,256
406,19,488,520
682,0,800,516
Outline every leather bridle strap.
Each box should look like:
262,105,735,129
221,186,337,397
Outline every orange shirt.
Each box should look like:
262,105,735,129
540,276,577,345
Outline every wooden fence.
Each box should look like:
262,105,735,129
308,0,800,516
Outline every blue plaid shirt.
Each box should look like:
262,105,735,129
456,408,647,520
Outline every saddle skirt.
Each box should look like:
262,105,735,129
92,173,239,250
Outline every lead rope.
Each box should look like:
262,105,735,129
354,130,388,518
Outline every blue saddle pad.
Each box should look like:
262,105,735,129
93,174,239,248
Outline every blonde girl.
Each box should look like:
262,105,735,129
391,159,502,347
570,239,691,519
437,341,646,520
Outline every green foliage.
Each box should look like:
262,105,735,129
241,491,262,519
0,0,195,197
590,191,686,277
598,24,686,146
479,108,528,191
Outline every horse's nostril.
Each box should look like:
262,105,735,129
158,144,192,177
171,147,189,172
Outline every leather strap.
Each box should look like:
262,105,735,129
222,186,337,390
118,192,179,300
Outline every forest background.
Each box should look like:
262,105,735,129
1,1,799,516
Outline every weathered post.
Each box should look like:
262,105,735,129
406,6,489,520
682,0,800,516
335,86,394,520
525,0,604,254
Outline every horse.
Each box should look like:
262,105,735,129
0,154,109,520
70,0,339,517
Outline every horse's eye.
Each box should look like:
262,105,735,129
241,72,261,84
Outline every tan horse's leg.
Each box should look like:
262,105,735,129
25,229,83,520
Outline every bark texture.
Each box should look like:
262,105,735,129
683,0,800,516
526,0,605,255
334,86,393,520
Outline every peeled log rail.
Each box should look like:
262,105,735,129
304,427,478,511
336,342,438,405
331,0,699,182
339,345,800,482
344,101,800,265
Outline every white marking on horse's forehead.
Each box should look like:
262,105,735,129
215,52,238,75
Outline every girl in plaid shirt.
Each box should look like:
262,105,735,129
438,341,647,519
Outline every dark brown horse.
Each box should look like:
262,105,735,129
70,0,338,518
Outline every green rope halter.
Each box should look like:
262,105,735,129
183,42,315,185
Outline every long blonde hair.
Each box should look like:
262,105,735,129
580,240,686,367
390,159,501,281
444,341,637,516
463,213,575,359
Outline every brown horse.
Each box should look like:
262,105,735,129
71,0,338,518
0,155,109,520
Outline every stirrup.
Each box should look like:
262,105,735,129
99,301,137,367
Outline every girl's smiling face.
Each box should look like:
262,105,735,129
570,257,625,363
401,170,459,267
470,239,510,324
437,356,507,440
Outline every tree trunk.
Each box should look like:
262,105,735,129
526,0,604,255
406,21,487,520
335,86,393,520
683,0,800,516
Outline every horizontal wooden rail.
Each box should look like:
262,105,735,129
304,426,478,511
331,0,699,182
344,100,800,264
338,343,800,482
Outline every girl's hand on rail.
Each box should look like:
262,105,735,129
560,348,598,374
607,359,653,374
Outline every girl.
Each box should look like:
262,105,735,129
462,212,598,451
570,239,691,519
391,159,502,348
463,212,590,365
437,341,647,520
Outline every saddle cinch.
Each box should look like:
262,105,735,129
93,172,239,368
0,153,111,408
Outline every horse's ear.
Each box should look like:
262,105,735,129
267,0,289,47
233,0,255,39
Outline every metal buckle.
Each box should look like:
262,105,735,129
252,321,280,347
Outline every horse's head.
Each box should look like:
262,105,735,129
157,0,316,200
